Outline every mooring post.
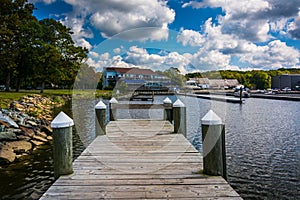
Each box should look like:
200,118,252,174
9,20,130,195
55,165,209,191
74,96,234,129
163,97,173,123
201,110,227,179
95,100,106,136
109,97,118,121
51,111,74,179
173,99,186,137
239,86,243,103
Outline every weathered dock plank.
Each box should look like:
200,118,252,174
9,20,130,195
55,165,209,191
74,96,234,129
41,120,242,199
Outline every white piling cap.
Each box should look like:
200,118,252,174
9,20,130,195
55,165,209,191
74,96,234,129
51,111,74,128
163,97,172,104
95,100,106,109
109,97,118,104
173,99,185,107
201,110,222,125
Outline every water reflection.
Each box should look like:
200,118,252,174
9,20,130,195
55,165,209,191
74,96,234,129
0,97,299,199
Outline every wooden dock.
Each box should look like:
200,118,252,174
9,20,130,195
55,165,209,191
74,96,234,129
41,120,242,199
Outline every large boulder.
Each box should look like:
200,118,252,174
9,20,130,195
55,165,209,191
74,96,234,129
31,140,44,146
0,131,17,141
0,140,33,163
6,141,32,154
0,112,19,128
0,145,16,163
0,120,9,129
32,135,47,143
19,126,34,138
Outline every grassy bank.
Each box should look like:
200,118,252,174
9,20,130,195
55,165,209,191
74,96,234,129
0,89,112,108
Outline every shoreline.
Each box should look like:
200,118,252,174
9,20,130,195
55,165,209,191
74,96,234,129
0,94,70,167
182,89,300,101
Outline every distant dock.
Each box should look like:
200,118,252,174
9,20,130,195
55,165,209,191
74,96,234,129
179,93,243,103
250,93,300,101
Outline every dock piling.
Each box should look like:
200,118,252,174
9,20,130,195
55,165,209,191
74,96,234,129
95,100,107,136
201,110,226,179
51,111,74,179
109,97,118,121
173,99,186,137
163,97,173,123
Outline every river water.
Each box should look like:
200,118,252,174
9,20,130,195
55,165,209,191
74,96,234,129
0,96,299,199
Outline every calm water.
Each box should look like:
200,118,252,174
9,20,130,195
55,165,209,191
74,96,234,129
0,96,299,199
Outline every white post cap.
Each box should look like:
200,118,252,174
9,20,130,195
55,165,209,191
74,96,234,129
201,110,222,125
109,97,118,104
95,100,106,109
163,97,172,104
51,111,74,128
173,99,185,107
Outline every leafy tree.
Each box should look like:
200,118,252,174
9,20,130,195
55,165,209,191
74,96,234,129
35,19,88,93
248,71,270,89
0,1,88,92
0,0,35,91
158,67,186,87
74,64,101,89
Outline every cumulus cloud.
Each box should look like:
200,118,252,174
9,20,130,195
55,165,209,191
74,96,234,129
86,52,129,70
288,13,300,39
63,0,175,41
242,40,300,68
191,49,231,70
178,0,300,70
176,16,300,71
123,46,192,73
113,48,121,54
176,28,205,46
60,16,93,50
183,0,300,42
29,0,56,4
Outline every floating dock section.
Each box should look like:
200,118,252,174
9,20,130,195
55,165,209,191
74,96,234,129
179,93,243,103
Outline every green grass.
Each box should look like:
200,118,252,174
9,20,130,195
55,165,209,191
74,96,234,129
0,89,112,108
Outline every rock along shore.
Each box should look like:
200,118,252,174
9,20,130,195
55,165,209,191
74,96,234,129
0,94,70,165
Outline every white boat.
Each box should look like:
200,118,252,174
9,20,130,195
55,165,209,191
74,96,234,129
234,90,250,98
233,85,250,98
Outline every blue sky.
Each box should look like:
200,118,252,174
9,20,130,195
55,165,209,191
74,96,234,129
30,0,300,73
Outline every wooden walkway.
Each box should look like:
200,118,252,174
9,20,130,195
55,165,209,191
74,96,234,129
41,120,242,199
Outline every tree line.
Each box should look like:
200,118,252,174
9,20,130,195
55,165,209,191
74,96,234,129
0,0,88,93
186,68,300,89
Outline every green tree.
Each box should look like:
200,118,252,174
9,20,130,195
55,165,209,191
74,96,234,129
159,67,186,87
249,71,271,89
35,19,88,93
0,0,35,91
74,64,101,89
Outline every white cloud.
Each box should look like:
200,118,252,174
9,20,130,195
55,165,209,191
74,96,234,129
89,51,99,59
177,29,205,46
29,0,56,4
74,38,91,50
191,48,231,70
177,16,300,71
113,48,121,54
88,46,192,73
179,0,300,70
60,16,93,50
288,12,300,39
183,0,300,42
63,0,175,41
242,40,300,68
